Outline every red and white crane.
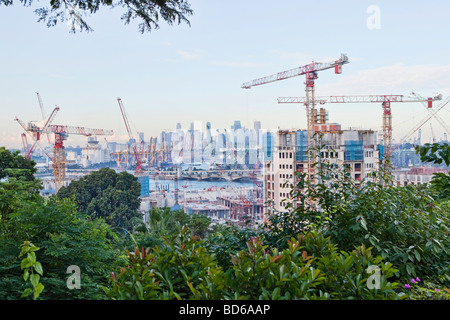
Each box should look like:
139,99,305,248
396,95,450,148
277,93,443,158
15,106,60,160
16,110,114,193
242,54,349,175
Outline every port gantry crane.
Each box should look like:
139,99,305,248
277,93,443,161
16,110,114,193
241,54,349,179
117,98,145,175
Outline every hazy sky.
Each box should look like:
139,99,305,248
1,0,450,149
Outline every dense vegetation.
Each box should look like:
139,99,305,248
0,144,449,300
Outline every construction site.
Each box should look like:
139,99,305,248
15,54,450,225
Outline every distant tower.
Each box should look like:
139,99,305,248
232,120,242,131
254,120,261,132
176,123,182,130
206,121,212,143
418,129,422,146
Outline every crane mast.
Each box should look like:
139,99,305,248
242,54,349,179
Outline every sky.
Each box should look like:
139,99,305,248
1,0,450,149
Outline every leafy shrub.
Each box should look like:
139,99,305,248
104,227,404,300
104,226,225,300
263,149,450,286
204,223,258,270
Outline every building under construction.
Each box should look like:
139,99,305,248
263,109,380,216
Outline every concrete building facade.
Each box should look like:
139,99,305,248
263,127,380,215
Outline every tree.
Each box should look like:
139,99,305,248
415,142,450,201
0,173,124,300
57,167,142,232
0,147,37,182
140,207,211,239
0,0,193,33
261,147,450,286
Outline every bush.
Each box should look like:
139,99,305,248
263,150,450,286
104,226,225,300
104,227,404,300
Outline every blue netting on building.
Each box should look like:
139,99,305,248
138,175,150,197
377,144,384,160
263,132,273,161
344,140,363,161
295,131,308,162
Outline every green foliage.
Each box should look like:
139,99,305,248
0,178,124,300
0,0,193,33
415,142,450,166
58,168,142,232
226,231,402,300
0,147,37,182
104,227,403,300
402,277,450,300
415,142,450,200
204,223,257,270
139,207,211,241
263,146,450,286
19,241,44,299
104,226,224,300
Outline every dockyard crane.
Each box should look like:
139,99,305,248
430,123,436,143
117,98,143,175
242,54,349,178
277,94,443,160
21,133,30,158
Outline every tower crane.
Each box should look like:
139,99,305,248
16,112,114,193
389,96,450,153
117,98,143,175
242,54,349,178
36,92,53,145
277,94,443,161
411,92,450,136
15,106,60,160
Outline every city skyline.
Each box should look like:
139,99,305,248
1,1,450,149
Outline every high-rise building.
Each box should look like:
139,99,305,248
254,121,261,132
263,127,379,216
232,120,242,131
